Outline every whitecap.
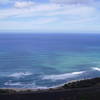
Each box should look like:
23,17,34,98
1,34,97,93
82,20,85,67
92,67,100,71
8,72,32,78
25,85,48,89
4,82,22,86
42,71,85,81
4,81,48,89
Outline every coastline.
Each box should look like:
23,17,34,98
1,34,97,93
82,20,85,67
0,77,100,100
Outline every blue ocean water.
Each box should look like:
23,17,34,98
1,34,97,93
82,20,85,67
0,34,100,89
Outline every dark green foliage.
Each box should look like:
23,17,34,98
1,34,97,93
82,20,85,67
63,77,100,89
0,78,100,100
0,89,16,94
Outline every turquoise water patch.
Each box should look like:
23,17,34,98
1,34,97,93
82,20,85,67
0,34,100,88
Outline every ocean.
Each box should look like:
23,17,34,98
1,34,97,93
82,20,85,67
0,33,100,89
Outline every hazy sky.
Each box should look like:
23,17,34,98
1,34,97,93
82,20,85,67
0,0,100,33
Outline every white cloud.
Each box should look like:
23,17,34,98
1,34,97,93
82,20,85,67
0,4,96,19
0,4,61,19
46,5,96,17
14,1,35,8
33,17,58,24
0,0,99,32
50,0,94,4
0,17,58,30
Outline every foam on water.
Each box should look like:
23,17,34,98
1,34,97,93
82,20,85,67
4,81,48,89
1,34,100,88
42,71,85,81
92,67,100,71
8,72,32,78
4,82,22,86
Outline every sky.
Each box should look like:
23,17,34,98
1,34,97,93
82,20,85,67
0,0,100,33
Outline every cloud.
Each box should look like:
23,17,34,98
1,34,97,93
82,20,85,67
46,5,96,17
14,1,35,8
50,0,94,4
0,4,61,19
0,17,58,31
0,0,100,32
0,4,96,19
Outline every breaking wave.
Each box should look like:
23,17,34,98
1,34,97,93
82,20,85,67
8,72,32,78
4,82,22,86
42,71,85,81
92,67,100,71
4,81,48,89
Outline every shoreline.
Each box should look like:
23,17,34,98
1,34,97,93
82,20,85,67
1,77,100,100
0,77,100,93
0,78,93,92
